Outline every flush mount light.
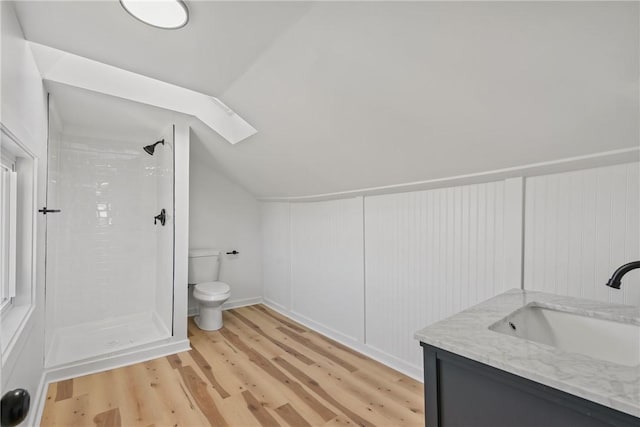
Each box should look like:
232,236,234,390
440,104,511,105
120,0,189,29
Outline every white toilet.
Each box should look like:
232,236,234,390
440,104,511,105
188,249,231,331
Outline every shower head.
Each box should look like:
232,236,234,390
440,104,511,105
143,139,165,156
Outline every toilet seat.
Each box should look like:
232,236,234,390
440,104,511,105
194,281,231,302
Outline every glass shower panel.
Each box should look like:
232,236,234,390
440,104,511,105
44,101,174,367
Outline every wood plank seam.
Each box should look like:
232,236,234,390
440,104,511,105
188,346,231,399
219,328,337,421
227,309,316,366
242,390,282,427
276,326,358,373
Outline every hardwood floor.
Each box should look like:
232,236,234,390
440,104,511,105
40,305,424,426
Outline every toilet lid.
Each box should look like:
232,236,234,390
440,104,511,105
195,281,230,295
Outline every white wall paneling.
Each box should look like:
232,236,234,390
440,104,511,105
261,202,291,311
261,178,526,377
364,180,520,369
261,162,639,378
290,197,365,343
524,162,640,306
504,177,525,286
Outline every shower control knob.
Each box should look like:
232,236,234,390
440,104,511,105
226,250,239,255
154,209,166,226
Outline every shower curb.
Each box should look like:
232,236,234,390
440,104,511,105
29,338,190,426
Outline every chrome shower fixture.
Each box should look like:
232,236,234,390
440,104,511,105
143,139,165,155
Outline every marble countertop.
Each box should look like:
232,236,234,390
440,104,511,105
414,289,640,418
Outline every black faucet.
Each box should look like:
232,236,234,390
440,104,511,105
605,261,640,289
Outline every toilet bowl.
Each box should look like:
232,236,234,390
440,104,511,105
193,281,231,331
188,249,232,331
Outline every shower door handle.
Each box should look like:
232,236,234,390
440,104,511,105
154,209,166,226
38,207,61,215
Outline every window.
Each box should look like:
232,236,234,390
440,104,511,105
0,124,37,366
0,154,17,314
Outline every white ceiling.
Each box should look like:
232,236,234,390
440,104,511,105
47,81,188,141
15,1,639,198
16,1,312,95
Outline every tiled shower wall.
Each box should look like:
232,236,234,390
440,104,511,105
46,133,166,330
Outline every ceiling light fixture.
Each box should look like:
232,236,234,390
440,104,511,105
120,0,189,30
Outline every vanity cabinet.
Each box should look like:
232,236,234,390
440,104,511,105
422,343,640,427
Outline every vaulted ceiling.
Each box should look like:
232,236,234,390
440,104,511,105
46,81,188,141
15,1,639,198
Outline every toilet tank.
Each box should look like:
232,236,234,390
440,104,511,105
188,249,220,284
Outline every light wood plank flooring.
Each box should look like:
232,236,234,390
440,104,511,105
41,305,424,426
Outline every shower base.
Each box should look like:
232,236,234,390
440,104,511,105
45,311,171,368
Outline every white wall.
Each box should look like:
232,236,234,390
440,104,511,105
364,181,521,369
262,161,639,378
0,0,48,419
290,198,365,342
188,133,262,310
524,162,640,306
261,202,290,310
262,179,524,377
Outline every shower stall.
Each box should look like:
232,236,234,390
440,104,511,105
44,86,178,368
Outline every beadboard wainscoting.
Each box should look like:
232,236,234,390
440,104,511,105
261,203,292,312
364,180,523,368
290,198,365,343
524,162,640,306
262,161,640,379
261,178,524,377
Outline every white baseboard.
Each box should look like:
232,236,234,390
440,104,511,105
29,373,49,427
289,308,361,345
30,338,190,426
262,301,423,382
223,296,262,310
262,297,288,313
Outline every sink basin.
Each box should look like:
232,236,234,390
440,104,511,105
489,303,640,367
